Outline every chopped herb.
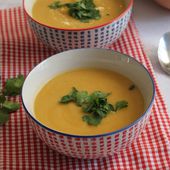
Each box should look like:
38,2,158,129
82,114,102,126
129,84,135,91
59,87,128,126
76,91,89,106
2,101,20,113
0,95,6,103
90,91,110,100
0,75,25,125
3,75,25,96
48,1,63,9
82,96,114,119
60,95,73,103
49,0,101,22
114,101,128,112
0,109,10,125
60,87,78,103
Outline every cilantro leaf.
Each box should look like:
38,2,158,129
82,102,94,113
0,75,24,125
49,0,101,22
2,101,20,113
76,91,89,106
90,91,110,100
59,88,114,125
68,0,101,23
59,87,128,126
0,109,10,125
48,1,65,9
60,95,73,103
114,100,128,112
0,95,6,103
59,87,78,103
69,87,78,100
82,114,102,126
3,75,25,96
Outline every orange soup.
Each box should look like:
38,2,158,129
34,68,144,135
32,0,127,29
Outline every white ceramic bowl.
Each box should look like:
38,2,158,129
23,0,133,52
22,48,155,159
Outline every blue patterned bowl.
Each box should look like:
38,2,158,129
22,48,155,159
24,0,133,52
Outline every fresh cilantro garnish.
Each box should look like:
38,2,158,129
114,101,128,112
75,91,89,106
48,1,63,9
3,75,25,96
0,109,9,125
129,84,135,91
0,95,6,103
60,87,78,103
82,114,102,126
49,0,101,23
59,87,128,126
2,101,20,113
0,75,25,125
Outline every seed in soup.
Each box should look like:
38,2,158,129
34,68,144,135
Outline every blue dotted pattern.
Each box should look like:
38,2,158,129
28,8,132,52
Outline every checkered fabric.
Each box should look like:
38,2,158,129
0,7,170,170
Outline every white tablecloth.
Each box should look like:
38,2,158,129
0,0,169,113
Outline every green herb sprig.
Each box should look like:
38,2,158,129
0,75,25,125
49,0,101,23
59,87,128,126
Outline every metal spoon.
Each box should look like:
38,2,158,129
158,32,170,75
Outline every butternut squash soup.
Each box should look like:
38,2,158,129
32,0,127,29
34,68,144,135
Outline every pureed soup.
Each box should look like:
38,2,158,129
34,68,144,135
32,0,127,29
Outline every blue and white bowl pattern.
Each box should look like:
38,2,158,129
27,7,132,52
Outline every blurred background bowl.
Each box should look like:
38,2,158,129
22,48,155,159
24,0,133,52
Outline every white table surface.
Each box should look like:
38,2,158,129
0,0,170,113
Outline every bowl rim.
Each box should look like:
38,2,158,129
23,0,133,31
21,48,155,138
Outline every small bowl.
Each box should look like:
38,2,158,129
22,48,155,159
23,0,133,52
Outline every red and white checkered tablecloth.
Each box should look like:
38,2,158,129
0,7,170,170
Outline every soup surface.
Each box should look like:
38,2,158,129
34,68,144,135
32,0,126,29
